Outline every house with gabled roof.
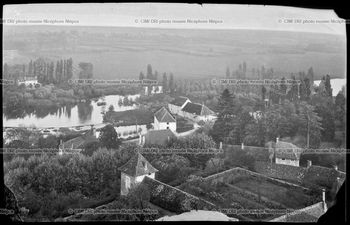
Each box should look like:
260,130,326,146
179,102,216,122
274,138,302,167
118,152,158,196
154,107,176,132
168,96,191,115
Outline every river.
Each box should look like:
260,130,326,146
3,94,140,128
314,78,346,97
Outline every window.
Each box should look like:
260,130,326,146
167,122,169,125
167,127,169,129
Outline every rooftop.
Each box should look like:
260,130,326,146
154,107,176,123
169,96,190,107
60,131,97,150
182,102,215,116
275,141,302,160
118,152,158,177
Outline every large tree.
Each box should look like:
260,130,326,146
210,89,236,143
98,124,121,150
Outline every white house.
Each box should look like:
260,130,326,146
168,96,191,115
179,102,217,122
144,85,163,95
154,107,176,132
274,138,302,167
118,153,158,196
18,76,40,88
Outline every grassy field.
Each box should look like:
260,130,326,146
3,25,346,80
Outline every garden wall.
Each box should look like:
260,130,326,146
142,176,216,214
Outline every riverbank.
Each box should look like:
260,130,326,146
103,109,154,126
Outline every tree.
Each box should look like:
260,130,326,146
307,67,314,83
262,86,267,100
82,140,100,156
78,62,93,79
139,72,144,81
297,101,323,148
108,105,114,112
210,89,236,143
162,73,168,93
98,125,121,150
169,73,175,93
146,64,153,80
170,133,217,169
151,154,192,184
225,67,230,78
242,61,247,77
287,75,299,102
335,91,345,129
280,77,287,98
118,98,123,106
37,135,59,149
123,96,130,106
325,75,332,97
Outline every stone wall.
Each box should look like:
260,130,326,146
202,166,309,191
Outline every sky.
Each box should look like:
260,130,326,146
3,3,346,35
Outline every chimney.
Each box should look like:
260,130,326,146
307,160,312,168
219,142,223,149
322,189,327,212
276,137,279,143
241,143,244,150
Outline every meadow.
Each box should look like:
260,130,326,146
3,25,346,80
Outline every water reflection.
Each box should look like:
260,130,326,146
3,94,140,128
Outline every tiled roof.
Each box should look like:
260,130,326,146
154,107,176,123
182,102,215,116
275,141,302,160
118,152,158,177
60,132,97,149
144,129,176,146
302,165,346,188
169,97,190,107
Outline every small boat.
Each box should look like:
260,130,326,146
97,102,106,106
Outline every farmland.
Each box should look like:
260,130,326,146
3,25,346,80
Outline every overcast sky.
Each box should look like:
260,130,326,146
3,3,346,35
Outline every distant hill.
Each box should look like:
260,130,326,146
3,25,346,80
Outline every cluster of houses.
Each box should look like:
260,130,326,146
64,147,337,222
168,96,217,122
137,96,216,146
17,76,40,88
